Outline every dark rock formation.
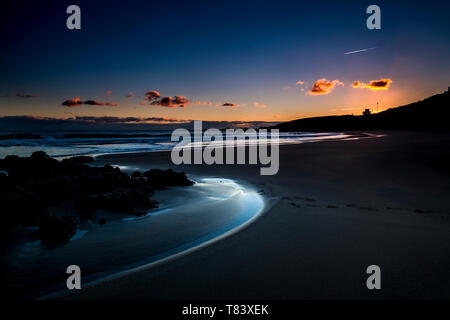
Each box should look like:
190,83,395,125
143,169,194,189
62,156,95,165
272,90,450,132
0,152,194,246
38,213,78,246
131,171,143,179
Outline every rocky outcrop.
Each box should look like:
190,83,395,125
0,152,194,246
62,156,95,165
38,213,78,246
143,169,194,189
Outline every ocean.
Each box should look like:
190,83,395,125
0,130,353,159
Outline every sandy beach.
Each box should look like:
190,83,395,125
3,0,450,305
3,174,266,299
56,131,450,299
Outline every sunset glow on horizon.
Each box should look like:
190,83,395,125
1,1,449,125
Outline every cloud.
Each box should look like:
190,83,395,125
194,101,213,105
142,91,190,107
106,90,112,96
16,93,38,98
222,102,240,108
296,80,308,92
352,78,392,91
83,100,118,106
144,90,161,101
62,97,118,107
62,97,83,106
126,92,134,98
0,116,281,131
151,96,190,108
73,116,180,123
253,101,266,108
308,78,344,95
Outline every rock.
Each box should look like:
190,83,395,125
30,151,57,163
131,171,142,179
75,194,98,218
38,213,78,246
62,156,94,165
143,169,194,189
2,155,21,171
0,152,192,247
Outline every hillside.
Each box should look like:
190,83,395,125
273,89,450,132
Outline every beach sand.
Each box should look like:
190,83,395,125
61,131,450,299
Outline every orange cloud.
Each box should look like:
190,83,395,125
106,90,111,96
151,96,190,108
62,97,82,106
222,103,240,108
308,78,344,95
194,101,213,105
296,80,305,85
144,90,161,101
126,92,134,98
353,78,392,91
253,101,266,108
84,100,118,106
62,97,118,107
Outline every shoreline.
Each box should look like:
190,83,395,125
41,176,273,300
0,130,375,160
3,172,269,300
60,131,450,299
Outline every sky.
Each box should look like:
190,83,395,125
1,0,449,127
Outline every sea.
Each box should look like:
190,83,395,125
0,130,354,159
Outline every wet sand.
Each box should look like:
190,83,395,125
5,177,264,299
61,131,450,299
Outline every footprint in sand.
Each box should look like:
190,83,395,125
386,207,404,211
292,196,316,202
414,209,434,214
360,207,379,211
289,202,301,208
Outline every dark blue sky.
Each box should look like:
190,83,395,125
1,0,449,122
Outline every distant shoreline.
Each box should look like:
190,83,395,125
0,130,374,160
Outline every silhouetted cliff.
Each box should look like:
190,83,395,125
273,89,450,132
